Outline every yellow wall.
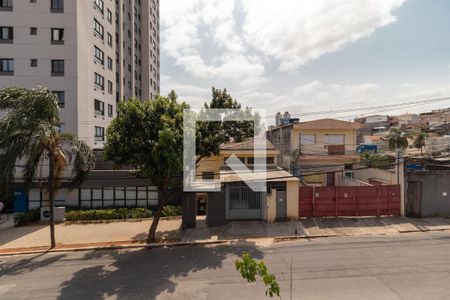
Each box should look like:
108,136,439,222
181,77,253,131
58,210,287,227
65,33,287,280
266,189,276,222
290,128,357,154
197,150,279,178
287,181,299,220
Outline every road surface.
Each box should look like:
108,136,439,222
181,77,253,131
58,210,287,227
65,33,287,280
1,232,450,299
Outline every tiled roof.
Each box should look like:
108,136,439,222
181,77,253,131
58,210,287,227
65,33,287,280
220,138,277,151
293,118,361,130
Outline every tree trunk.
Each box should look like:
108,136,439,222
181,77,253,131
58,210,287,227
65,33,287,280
48,154,56,248
147,190,166,243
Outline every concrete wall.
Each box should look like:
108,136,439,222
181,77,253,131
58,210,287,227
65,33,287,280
206,190,227,226
286,181,299,219
406,171,450,217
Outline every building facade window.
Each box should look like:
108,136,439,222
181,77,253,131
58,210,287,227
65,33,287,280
51,59,64,76
94,45,104,64
107,9,112,23
93,0,103,14
51,28,64,44
94,72,104,90
30,59,37,67
0,27,13,43
107,80,113,94
324,134,345,145
95,126,105,141
30,27,37,35
50,0,64,12
53,91,65,108
0,0,13,11
94,19,104,40
0,58,14,75
94,99,104,116
107,56,113,70
107,33,112,46
108,104,113,117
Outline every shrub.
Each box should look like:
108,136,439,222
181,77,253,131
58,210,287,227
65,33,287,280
64,207,153,222
14,209,40,226
161,205,182,217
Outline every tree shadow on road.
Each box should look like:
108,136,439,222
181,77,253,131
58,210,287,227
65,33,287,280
57,240,264,299
0,252,66,276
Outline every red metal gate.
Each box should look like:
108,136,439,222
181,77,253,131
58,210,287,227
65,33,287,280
299,185,401,217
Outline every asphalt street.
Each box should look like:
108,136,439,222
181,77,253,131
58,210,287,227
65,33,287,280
1,232,450,299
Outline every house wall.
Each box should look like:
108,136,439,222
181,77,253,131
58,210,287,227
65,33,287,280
290,128,357,155
266,189,276,222
406,171,450,217
352,165,396,185
286,181,299,219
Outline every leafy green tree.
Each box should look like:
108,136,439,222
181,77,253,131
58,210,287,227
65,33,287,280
196,87,260,163
360,153,393,169
235,252,281,298
413,131,427,155
387,127,411,152
0,87,95,248
105,89,259,242
104,93,188,242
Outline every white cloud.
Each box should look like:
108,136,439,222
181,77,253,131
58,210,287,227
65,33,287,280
161,0,406,80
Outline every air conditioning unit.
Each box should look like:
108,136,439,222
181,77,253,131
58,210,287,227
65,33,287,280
40,207,65,223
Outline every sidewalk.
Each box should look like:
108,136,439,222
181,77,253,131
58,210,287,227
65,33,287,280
1,216,450,254
0,218,182,252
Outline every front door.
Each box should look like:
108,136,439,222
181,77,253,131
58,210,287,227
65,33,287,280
406,182,422,218
276,190,287,220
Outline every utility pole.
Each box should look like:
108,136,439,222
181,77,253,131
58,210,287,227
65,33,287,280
396,150,405,216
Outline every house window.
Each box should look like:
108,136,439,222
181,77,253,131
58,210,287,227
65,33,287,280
95,126,104,141
300,134,316,145
266,157,275,164
324,134,345,145
51,59,64,76
94,73,104,90
107,80,113,94
94,45,104,64
53,91,65,108
51,28,64,44
107,9,112,23
108,104,113,117
51,0,64,12
93,0,103,14
0,0,13,11
94,99,104,116
107,57,113,70
30,27,37,35
0,58,14,75
202,172,214,180
30,59,37,67
94,19,104,40
0,27,13,43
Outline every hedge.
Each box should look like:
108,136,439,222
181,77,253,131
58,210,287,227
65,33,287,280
161,205,182,217
64,208,153,221
15,209,40,226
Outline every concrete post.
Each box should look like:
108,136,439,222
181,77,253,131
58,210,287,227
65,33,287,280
396,151,405,216
182,193,197,230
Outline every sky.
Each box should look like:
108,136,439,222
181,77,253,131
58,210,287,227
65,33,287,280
160,0,450,123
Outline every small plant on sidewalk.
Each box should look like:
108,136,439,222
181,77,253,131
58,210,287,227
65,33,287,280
235,252,280,298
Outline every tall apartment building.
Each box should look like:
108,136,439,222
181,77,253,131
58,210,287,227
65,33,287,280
0,0,160,149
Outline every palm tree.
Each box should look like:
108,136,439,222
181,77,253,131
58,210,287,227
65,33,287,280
387,127,410,152
413,132,427,155
0,87,95,248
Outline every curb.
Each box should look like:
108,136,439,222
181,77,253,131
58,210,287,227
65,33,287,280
0,240,228,257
